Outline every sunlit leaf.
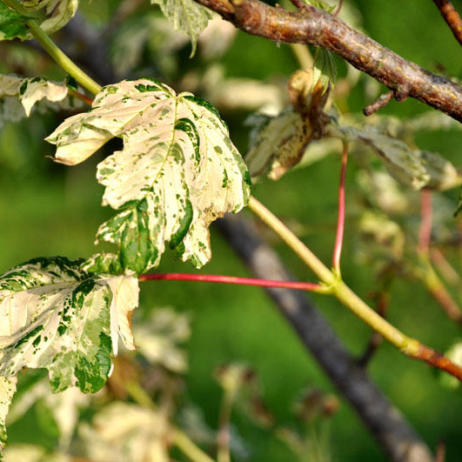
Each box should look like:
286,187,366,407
149,0,213,56
47,79,250,273
0,257,139,396
0,377,16,453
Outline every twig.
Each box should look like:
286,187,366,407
363,91,394,116
333,0,344,17
217,215,435,462
418,256,462,324
247,195,462,381
193,0,462,121
436,440,446,462
290,43,314,69
433,0,462,46
418,190,433,254
217,390,233,462
332,142,348,274
3,0,102,95
139,272,324,292
431,248,460,286
357,291,389,367
68,89,94,106
289,0,306,8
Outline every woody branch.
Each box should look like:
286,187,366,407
193,0,462,122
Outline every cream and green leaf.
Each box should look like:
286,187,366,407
330,121,462,191
0,257,139,449
0,0,78,41
0,75,80,127
149,0,213,56
46,79,250,273
0,377,16,452
247,105,462,191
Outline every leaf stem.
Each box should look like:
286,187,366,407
125,381,214,462
248,196,334,283
217,390,233,462
332,142,348,274
418,189,432,254
3,0,102,95
247,195,462,379
139,272,324,292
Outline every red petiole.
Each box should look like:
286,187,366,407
332,142,348,273
139,273,324,292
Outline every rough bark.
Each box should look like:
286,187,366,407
194,0,462,122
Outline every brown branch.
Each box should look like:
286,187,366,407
436,440,446,462
433,0,462,46
363,91,394,116
417,343,462,378
333,0,344,17
194,0,462,122
289,0,305,9
217,215,435,462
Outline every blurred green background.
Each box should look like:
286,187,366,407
2,0,462,460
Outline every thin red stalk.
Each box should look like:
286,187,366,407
69,89,93,106
332,142,348,273
289,0,305,8
418,189,432,254
139,273,323,292
436,440,446,462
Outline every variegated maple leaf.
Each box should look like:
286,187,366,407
0,75,81,127
46,79,250,273
0,377,16,452
0,257,139,448
330,121,462,191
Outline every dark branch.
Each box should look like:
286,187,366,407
433,0,462,46
218,215,435,462
194,0,462,122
